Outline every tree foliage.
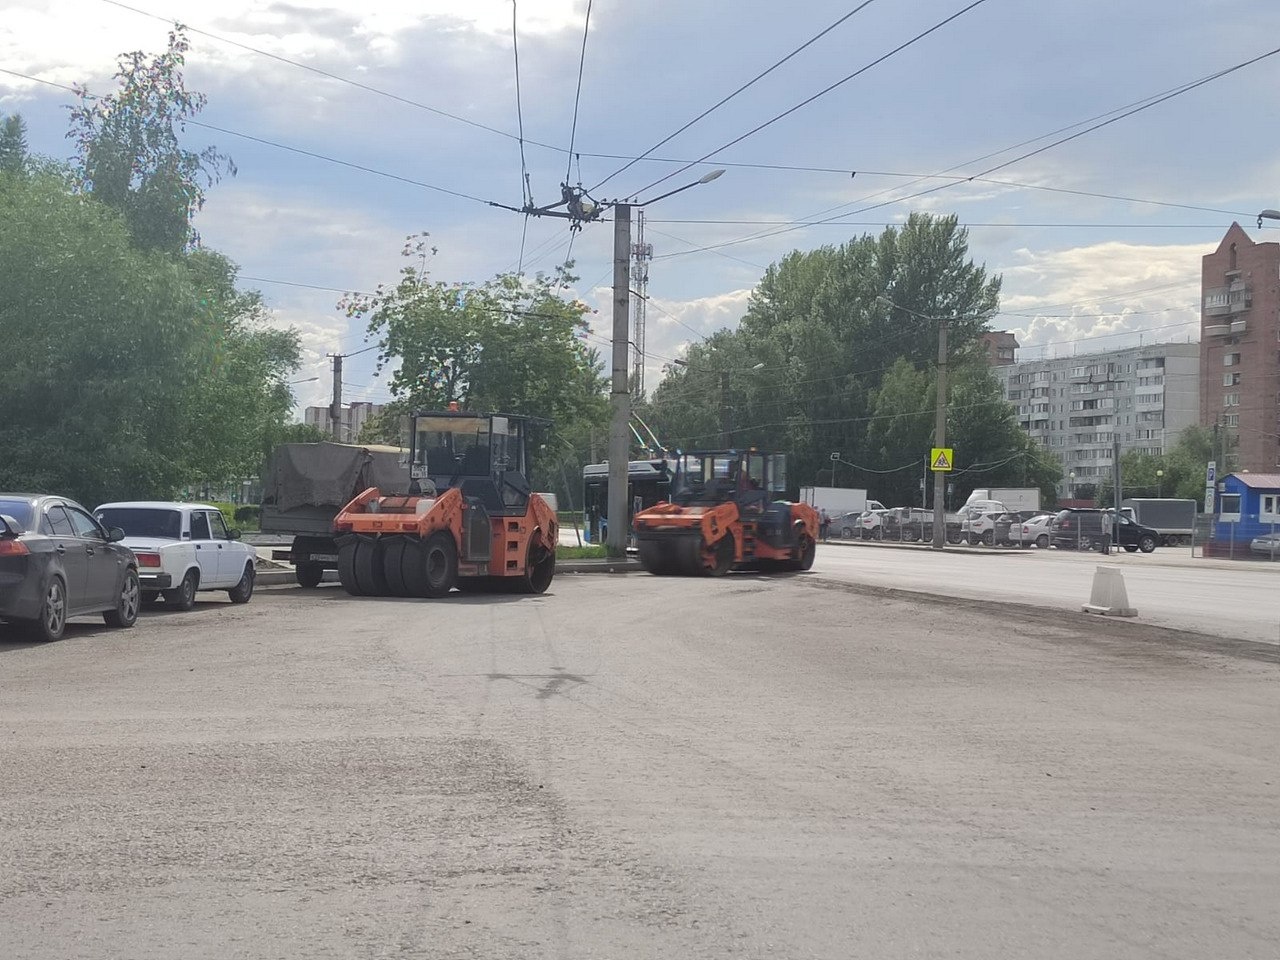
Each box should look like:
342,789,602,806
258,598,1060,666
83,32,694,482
1098,426,1214,507
641,214,1057,503
68,27,234,253
0,113,28,175
346,236,609,494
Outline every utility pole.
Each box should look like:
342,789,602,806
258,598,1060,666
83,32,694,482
1112,434,1122,551
605,203,632,560
630,210,652,397
328,353,344,441
931,317,949,550
720,371,731,447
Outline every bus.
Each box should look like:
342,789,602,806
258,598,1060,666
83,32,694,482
582,459,675,547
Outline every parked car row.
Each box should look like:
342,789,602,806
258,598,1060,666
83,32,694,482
829,504,1163,554
0,494,257,642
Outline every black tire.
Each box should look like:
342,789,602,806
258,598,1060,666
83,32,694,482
405,532,457,598
1079,537,1094,552
25,576,67,642
982,530,995,546
1124,545,1138,553
353,538,389,596
637,539,675,575
840,526,853,539
381,537,413,597
164,570,198,611
227,563,255,604
1036,534,1050,550
872,527,882,542
1138,535,1157,554
103,568,141,628
519,538,556,593
337,540,363,596
706,535,734,577
788,535,817,572
295,562,323,589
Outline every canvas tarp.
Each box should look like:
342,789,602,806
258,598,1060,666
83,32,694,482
264,442,409,512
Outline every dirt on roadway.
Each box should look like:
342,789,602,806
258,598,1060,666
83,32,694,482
0,570,1277,959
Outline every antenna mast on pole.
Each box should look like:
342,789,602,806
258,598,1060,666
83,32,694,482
630,210,652,396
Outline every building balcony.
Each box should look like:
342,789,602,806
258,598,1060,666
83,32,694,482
1204,323,1231,337
1231,319,1247,334
1204,283,1251,316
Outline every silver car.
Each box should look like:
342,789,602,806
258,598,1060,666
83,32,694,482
1249,533,1280,559
1009,513,1055,549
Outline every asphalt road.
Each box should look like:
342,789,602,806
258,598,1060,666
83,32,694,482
818,540,1280,645
1,571,1277,959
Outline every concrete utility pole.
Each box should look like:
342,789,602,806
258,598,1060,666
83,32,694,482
605,203,632,560
329,353,344,441
720,372,731,447
1112,435,1122,550
932,317,949,550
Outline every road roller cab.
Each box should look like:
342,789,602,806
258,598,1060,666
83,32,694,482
633,449,818,576
332,407,557,597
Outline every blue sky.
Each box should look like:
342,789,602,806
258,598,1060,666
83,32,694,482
4,0,1279,413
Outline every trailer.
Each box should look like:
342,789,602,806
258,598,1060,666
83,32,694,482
260,441,408,587
1120,498,1197,546
801,486,876,517
965,488,1042,513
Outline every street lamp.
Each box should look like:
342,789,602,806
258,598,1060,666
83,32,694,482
1156,468,1164,498
606,171,726,559
1257,209,1280,228
1068,471,1076,501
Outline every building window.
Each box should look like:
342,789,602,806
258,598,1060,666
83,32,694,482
1224,352,1241,366
1262,495,1279,520
1223,414,1240,426
1219,493,1242,519
1223,373,1241,386
1225,393,1240,407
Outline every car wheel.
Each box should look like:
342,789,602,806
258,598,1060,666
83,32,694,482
24,576,67,642
164,570,198,611
1138,535,1157,554
982,531,994,546
1036,534,1050,549
227,563,255,604
1124,545,1138,553
787,535,817,571
103,569,141,628
841,526,853,539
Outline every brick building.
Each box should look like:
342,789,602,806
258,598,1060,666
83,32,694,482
981,331,1019,365
1199,224,1280,471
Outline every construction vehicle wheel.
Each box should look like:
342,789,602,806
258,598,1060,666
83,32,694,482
353,539,390,596
381,537,413,597
337,541,363,596
637,540,675,575
517,539,556,594
405,532,457,598
788,535,816,572
706,536,734,577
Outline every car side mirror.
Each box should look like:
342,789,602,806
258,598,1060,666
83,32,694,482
107,527,126,543
229,528,242,540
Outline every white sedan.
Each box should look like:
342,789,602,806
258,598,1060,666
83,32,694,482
1009,513,1055,549
95,502,257,609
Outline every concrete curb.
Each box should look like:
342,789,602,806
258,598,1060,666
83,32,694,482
821,538,1034,557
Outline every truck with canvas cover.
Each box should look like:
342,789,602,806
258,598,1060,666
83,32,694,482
633,450,819,576
261,441,408,587
1120,498,1197,546
331,407,557,598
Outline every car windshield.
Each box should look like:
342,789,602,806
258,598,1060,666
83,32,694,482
97,507,183,539
0,498,35,532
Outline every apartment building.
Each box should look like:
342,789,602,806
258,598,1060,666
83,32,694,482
993,342,1201,492
1199,224,1280,471
303,401,384,444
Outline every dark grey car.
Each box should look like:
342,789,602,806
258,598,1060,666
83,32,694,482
0,494,141,641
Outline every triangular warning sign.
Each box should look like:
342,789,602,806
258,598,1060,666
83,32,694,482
931,450,951,470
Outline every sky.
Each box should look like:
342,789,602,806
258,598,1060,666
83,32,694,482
4,0,1279,415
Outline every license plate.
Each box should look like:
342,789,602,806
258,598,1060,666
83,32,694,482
309,553,338,563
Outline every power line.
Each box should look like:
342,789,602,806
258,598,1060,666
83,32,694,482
96,0,567,154
0,68,517,210
565,0,593,182
630,0,990,199
653,43,1280,261
511,0,532,207
591,0,881,193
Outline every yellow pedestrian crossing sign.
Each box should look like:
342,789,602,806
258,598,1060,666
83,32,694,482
930,447,954,472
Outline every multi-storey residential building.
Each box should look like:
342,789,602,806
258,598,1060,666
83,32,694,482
993,343,1200,494
1199,224,1280,471
303,401,384,443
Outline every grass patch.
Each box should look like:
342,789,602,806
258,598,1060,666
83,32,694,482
557,545,607,560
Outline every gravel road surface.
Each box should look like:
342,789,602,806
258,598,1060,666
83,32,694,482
1,567,1276,959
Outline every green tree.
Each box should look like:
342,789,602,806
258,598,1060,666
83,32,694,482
644,213,1005,498
346,236,608,489
68,27,234,253
0,114,28,175
1101,425,1214,507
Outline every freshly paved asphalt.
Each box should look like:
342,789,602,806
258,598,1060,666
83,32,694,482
1,560,1276,959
